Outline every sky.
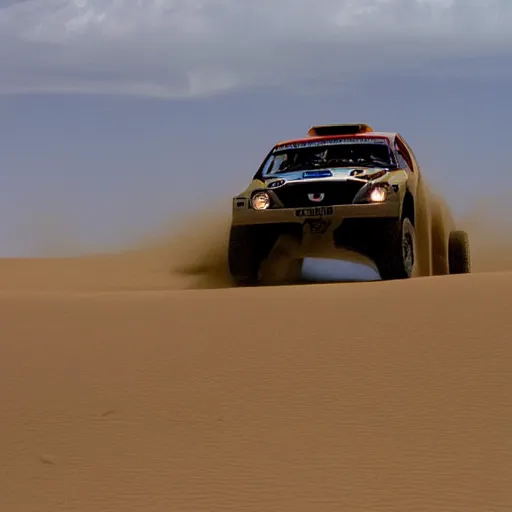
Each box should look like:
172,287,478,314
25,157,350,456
1,0,512,257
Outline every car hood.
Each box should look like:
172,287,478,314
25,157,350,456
263,167,389,186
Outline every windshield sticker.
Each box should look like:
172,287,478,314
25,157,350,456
276,138,389,151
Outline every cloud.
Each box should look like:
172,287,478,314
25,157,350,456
0,0,511,98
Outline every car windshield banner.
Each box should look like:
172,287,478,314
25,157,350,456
276,137,389,152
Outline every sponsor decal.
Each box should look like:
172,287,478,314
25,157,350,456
302,170,332,179
308,193,325,202
266,179,286,189
295,206,334,217
276,138,389,151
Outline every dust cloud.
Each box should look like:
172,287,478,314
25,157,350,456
146,207,235,290
0,189,510,293
147,186,512,289
459,201,512,272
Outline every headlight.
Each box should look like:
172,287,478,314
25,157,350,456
251,191,271,210
369,186,387,202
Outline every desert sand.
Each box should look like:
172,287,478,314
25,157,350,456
1,205,511,512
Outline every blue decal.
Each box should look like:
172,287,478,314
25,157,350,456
302,170,333,179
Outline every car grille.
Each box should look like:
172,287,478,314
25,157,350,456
273,180,365,208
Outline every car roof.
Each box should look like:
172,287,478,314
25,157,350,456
274,132,398,148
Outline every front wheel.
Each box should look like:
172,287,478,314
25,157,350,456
227,225,279,286
374,217,416,280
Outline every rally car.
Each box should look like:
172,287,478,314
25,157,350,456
228,123,471,285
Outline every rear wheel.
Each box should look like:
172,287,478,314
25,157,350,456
374,217,416,280
448,230,471,274
430,198,451,275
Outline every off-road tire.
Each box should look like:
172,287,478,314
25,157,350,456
448,230,471,274
228,225,279,286
430,198,450,276
374,217,416,280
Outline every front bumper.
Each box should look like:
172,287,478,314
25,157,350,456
231,201,400,227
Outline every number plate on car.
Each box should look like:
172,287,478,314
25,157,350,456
295,206,334,217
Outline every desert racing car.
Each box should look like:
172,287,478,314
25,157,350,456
228,123,471,285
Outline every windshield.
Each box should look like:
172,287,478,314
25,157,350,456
262,138,396,176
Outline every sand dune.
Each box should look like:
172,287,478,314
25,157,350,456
1,273,511,511
1,196,512,511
